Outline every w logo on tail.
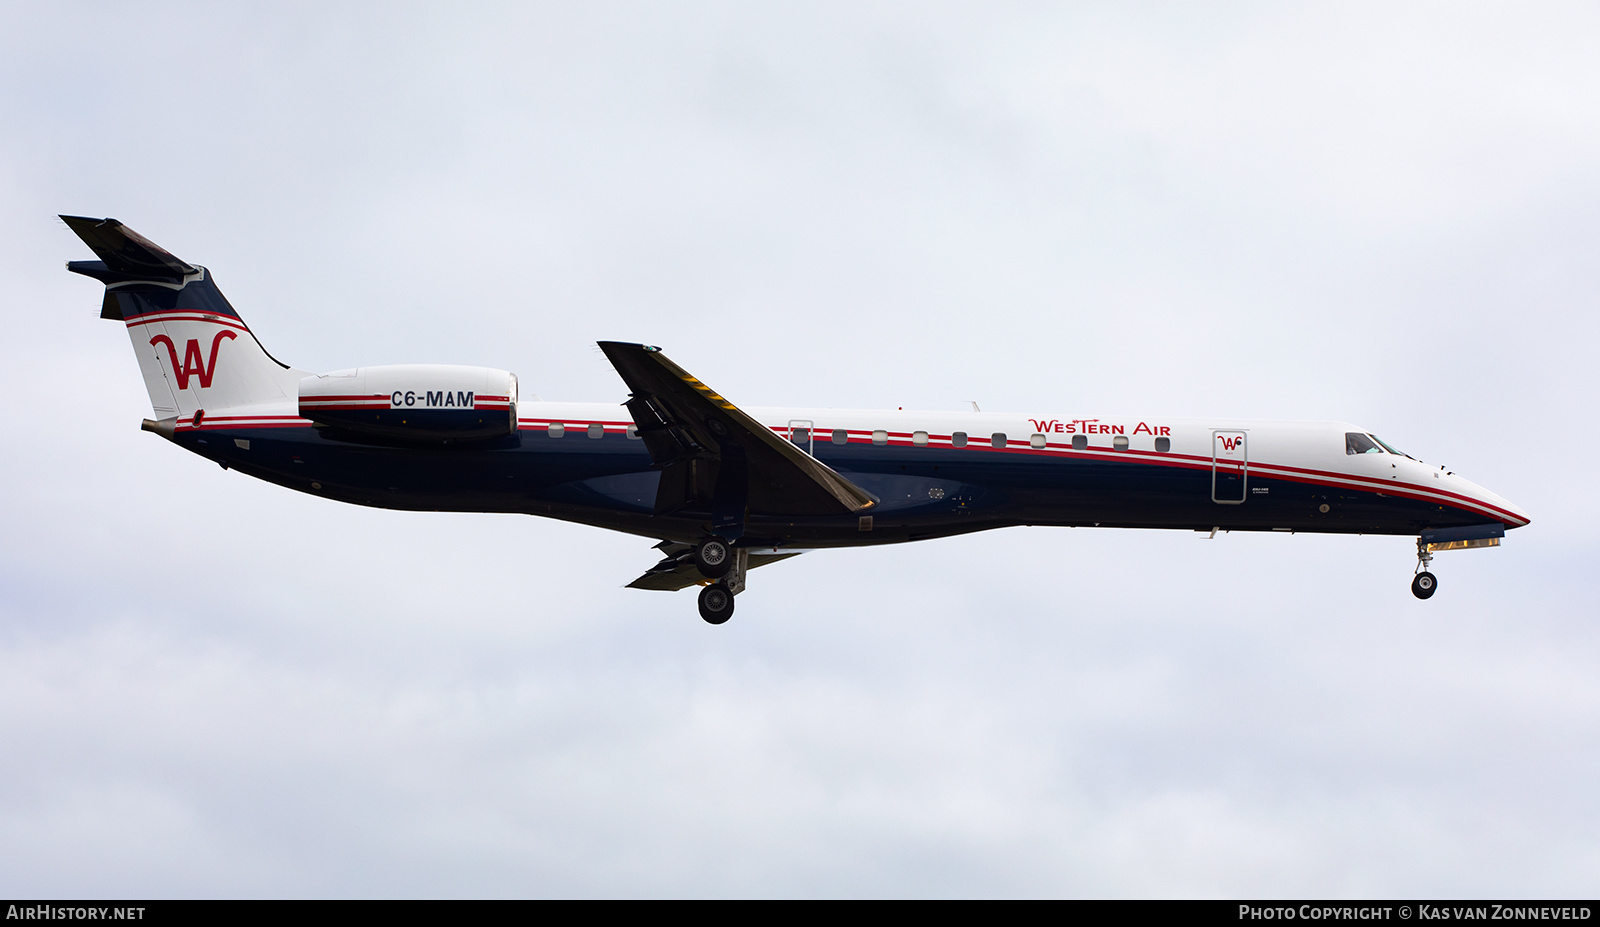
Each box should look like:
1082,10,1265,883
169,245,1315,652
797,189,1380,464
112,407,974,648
150,330,237,389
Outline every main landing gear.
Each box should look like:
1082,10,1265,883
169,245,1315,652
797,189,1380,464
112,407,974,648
694,537,731,579
698,583,734,624
695,538,746,625
1412,537,1438,600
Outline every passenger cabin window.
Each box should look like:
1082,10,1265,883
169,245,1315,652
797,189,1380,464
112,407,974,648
792,427,810,445
1071,435,1088,451
832,429,848,445
548,423,565,438
1345,432,1383,455
913,431,928,446
990,433,1006,449
1154,436,1171,453
872,430,888,446
952,432,968,448
626,424,640,440
1113,435,1129,450
1030,433,1047,449
588,423,604,439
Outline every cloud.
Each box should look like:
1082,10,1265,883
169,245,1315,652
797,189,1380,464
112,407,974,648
1,1,1594,897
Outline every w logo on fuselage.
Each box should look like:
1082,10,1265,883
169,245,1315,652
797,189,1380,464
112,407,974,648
150,330,237,389
1216,435,1244,452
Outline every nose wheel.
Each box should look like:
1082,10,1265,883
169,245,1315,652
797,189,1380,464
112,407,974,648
1412,537,1438,599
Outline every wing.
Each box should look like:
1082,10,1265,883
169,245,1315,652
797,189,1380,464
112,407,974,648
598,342,877,517
627,541,808,591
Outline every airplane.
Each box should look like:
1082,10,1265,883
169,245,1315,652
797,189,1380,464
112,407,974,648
61,215,1530,624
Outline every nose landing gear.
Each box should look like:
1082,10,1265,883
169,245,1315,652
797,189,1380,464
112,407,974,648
1412,537,1438,600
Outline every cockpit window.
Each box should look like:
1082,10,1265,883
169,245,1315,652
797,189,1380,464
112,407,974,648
1345,432,1383,455
1371,435,1407,457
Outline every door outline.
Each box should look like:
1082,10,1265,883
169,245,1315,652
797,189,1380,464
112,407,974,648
787,419,815,457
1212,429,1248,505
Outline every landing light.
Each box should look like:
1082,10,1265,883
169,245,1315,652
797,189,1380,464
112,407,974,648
1425,538,1499,553
1419,523,1505,553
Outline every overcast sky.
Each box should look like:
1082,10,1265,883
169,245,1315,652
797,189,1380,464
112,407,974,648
2,1,1597,898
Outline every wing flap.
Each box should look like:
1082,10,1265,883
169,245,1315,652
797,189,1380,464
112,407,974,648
627,541,808,591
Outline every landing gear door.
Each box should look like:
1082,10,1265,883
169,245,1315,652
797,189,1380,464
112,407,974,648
1212,430,1247,504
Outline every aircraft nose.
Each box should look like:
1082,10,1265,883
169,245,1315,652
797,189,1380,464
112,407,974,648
1466,479,1530,529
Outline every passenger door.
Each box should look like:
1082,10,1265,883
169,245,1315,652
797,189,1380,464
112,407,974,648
1212,430,1248,504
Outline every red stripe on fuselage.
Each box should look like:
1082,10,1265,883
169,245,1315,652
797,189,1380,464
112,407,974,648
765,425,1526,526
124,312,250,333
173,416,1524,527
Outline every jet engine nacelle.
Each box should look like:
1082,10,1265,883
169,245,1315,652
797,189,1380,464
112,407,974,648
299,365,518,442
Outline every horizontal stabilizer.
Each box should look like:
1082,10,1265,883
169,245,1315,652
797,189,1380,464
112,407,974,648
60,216,197,281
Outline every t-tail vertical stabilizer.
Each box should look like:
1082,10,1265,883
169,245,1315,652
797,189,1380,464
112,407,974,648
61,216,306,431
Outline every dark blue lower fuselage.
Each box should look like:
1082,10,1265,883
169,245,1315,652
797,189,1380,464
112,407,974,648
175,423,1494,549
